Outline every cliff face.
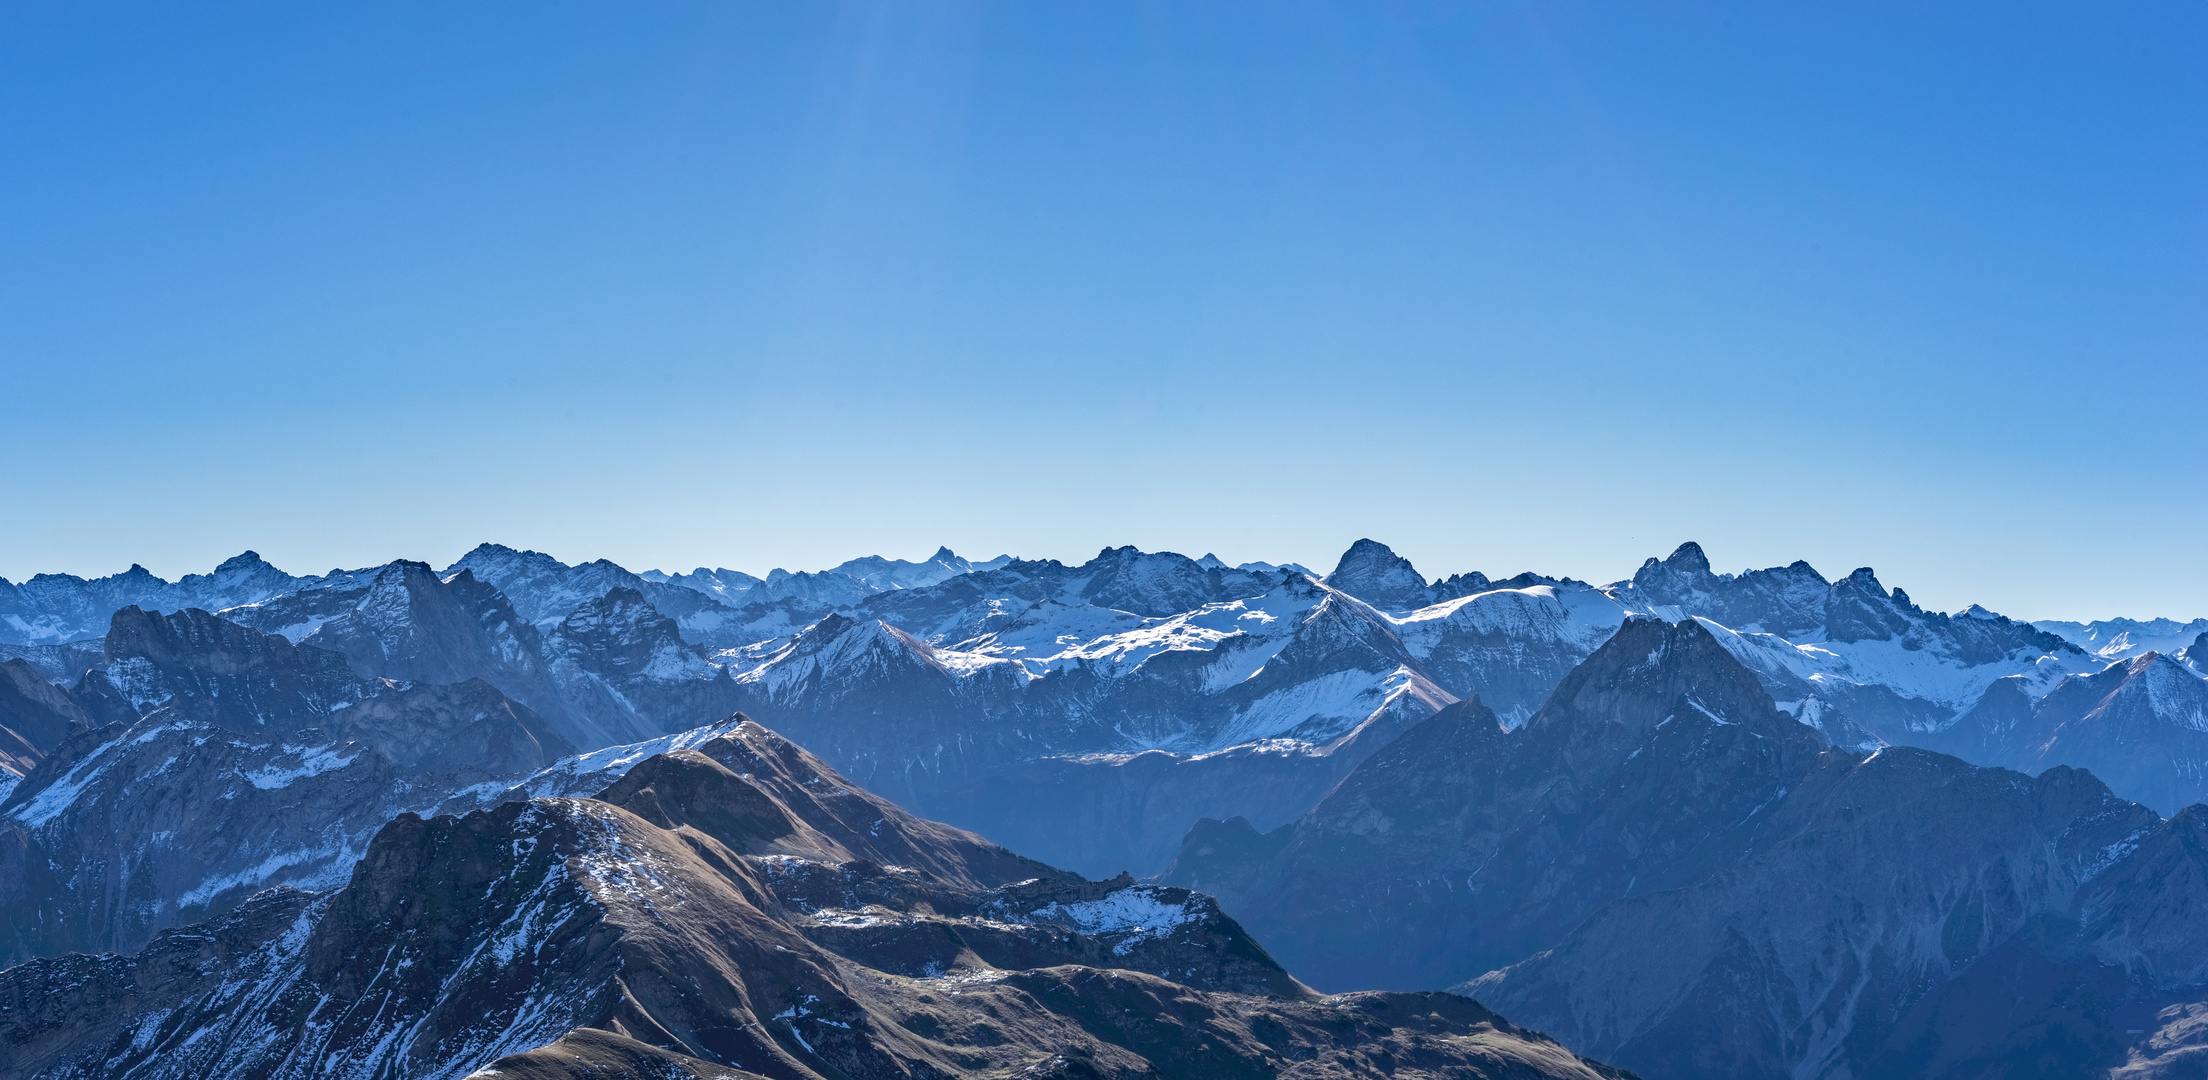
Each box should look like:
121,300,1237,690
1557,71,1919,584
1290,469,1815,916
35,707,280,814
0,659,87,780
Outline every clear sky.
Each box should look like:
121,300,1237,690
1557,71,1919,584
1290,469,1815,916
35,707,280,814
1,2,2202,621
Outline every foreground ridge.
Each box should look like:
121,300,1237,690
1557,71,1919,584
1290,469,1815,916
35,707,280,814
0,719,1630,1080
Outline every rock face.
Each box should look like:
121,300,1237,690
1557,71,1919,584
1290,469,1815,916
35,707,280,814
71,605,372,729
1165,618,2208,1080
291,564,578,724
226,561,749,750
542,587,741,744
0,660,88,780
0,715,408,965
0,641,105,687
324,678,575,777
2185,631,2208,677
0,722,1629,1080
449,542,756,647
828,545,1008,590
56,606,574,777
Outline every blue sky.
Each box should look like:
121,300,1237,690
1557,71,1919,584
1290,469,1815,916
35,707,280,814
1,2,2201,620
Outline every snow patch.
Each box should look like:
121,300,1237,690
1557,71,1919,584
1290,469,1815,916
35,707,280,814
1026,887,1203,955
178,834,362,908
481,716,754,806
242,744,360,789
1212,665,1420,749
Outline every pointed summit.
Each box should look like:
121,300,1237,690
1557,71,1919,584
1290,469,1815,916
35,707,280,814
1530,617,1805,743
1628,541,1718,598
1662,541,1711,575
1840,566,1884,590
1323,539,1434,612
212,551,267,572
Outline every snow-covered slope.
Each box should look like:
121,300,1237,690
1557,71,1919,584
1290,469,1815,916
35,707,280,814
644,546,1012,611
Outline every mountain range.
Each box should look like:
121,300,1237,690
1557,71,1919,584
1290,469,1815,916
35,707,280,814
3,539,2206,1078
7,539,2197,873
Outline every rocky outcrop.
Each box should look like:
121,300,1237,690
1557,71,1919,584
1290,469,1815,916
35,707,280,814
0,641,105,687
447,542,752,647
300,564,555,695
1610,543,2091,743
234,562,745,749
325,678,575,777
